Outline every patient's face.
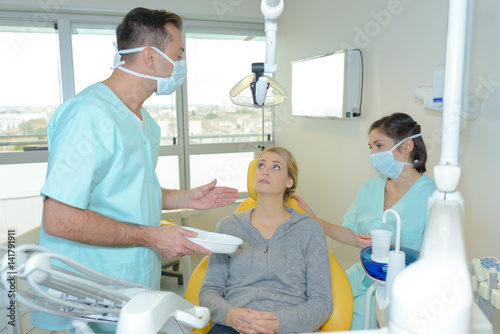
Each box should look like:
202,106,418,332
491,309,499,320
254,151,293,196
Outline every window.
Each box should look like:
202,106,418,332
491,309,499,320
189,151,254,191
186,33,271,144
72,24,115,95
0,12,273,195
183,32,272,190
0,23,60,151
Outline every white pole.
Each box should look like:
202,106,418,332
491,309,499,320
261,0,284,74
440,0,469,165
388,1,478,332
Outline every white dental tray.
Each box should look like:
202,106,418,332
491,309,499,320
182,227,243,254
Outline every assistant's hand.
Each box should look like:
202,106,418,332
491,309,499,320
187,179,239,210
226,308,278,334
291,195,317,219
147,224,211,258
356,233,372,250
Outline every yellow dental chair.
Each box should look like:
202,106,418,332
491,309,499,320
184,159,353,332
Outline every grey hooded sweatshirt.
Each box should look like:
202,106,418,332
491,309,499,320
199,208,333,333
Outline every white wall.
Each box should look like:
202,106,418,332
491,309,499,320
274,0,500,330
0,164,47,243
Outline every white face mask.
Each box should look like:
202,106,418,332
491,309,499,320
113,42,187,95
370,133,423,179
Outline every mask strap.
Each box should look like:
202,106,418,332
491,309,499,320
118,46,147,55
392,133,426,166
113,42,175,67
113,42,125,67
148,46,175,65
390,133,424,152
115,66,161,81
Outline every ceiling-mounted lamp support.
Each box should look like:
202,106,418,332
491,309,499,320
230,0,286,108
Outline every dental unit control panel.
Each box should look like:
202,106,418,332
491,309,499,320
472,256,499,322
479,256,500,272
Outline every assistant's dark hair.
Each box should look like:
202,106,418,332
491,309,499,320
369,113,428,173
116,7,183,62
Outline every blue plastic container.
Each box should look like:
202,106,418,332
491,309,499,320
360,246,419,282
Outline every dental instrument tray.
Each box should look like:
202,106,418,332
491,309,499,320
360,246,419,284
182,227,243,254
480,256,500,271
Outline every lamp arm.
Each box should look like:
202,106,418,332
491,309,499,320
261,0,284,73
228,0,286,108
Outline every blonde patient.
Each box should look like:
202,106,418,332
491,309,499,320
200,146,333,334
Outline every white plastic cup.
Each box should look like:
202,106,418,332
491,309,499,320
370,229,392,263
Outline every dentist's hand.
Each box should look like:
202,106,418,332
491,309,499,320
187,179,240,210
291,195,317,219
147,224,211,258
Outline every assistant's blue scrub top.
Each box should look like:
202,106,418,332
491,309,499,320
32,83,162,331
342,175,436,328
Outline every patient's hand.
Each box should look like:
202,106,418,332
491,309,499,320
226,308,278,334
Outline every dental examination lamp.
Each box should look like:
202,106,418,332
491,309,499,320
230,0,287,107
0,245,209,334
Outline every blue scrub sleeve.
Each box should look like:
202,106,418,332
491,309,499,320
42,104,114,210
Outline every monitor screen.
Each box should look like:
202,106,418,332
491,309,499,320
292,52,346,118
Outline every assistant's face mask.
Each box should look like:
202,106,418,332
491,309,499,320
370,133,423,179
113,42,187,95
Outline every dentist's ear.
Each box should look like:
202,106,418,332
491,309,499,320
142,47,156,70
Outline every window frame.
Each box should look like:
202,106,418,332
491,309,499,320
0,10,274,194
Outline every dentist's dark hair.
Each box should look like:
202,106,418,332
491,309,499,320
369,113,428,174
116,7,183,63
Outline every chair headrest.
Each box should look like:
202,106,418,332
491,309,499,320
247,159,259,201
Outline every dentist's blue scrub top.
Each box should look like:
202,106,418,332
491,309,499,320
342,175,436,329
31,83,162,331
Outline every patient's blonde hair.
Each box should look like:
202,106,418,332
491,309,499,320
258,146,298,205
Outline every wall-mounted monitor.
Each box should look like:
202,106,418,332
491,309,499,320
291,49,363,119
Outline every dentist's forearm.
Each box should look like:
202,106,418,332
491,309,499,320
42,197,209,258
42,197,151,247
161,188,189,210
314,217,357,247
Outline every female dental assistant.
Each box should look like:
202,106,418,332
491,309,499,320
294,113,436,329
